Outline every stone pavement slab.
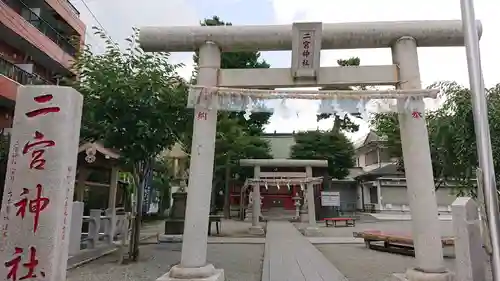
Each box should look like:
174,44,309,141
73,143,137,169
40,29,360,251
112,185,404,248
369,213,452,221
158,235,266,244
262,221,348,281
159,235,364,245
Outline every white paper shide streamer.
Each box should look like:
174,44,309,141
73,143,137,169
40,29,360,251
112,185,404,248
187,86,438,120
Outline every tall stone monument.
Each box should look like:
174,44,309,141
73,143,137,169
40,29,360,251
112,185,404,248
0,86,82,281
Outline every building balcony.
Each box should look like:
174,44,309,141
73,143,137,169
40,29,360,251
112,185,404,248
0,57,51,86
44,0,85,37
29,13,78,57
0,0,76,75
3,0,78,56
0,56,51,103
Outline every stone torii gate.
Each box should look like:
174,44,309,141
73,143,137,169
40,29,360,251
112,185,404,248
239,158,328,235
140,20,481,281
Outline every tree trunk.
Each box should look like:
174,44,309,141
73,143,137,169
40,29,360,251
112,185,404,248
223,156,231,219
130,177,144,261
129,162,151,262
332,115,341,132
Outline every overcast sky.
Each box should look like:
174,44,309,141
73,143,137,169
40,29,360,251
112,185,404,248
70,0,499,141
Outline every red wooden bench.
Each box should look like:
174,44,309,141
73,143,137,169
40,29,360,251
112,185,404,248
324,217,356,227
353,230,454,257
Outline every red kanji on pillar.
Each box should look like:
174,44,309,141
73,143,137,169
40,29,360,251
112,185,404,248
22,131,56,170
25,94,60,118
411,111,422,119
14,188,29,219
4,247,22,281
13,185,50,233
4,246,45,281
197,111,207,120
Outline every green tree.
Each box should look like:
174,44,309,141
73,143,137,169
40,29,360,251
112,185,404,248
290,130,355,179
317,57,362,132
190,16,272,136
215,114,272,217
287,57,361,181
69,27,192,261
371,81,500,195
188,16,273,217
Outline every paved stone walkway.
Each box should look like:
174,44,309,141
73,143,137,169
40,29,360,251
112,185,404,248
262,221,348,281
159,235,363,245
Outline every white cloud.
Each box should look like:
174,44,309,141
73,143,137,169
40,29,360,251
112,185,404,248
266,0,499,136
72,0,197,77
270,0,497,87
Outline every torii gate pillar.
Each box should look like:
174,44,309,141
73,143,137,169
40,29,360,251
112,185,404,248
158,41,224,281
391,37,452,281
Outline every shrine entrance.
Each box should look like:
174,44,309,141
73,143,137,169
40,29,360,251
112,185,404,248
139,20,469,281
238,159,326,230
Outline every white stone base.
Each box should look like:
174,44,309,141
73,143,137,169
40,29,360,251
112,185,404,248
157,264,224,281
387,269,454,281
248,225,265,235
300,213,309,222
303,226,320,236
158,234,183,243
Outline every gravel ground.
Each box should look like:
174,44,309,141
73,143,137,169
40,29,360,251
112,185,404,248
67,220,492,281
67,242,264,281
317,244,458,281
314,220,492,281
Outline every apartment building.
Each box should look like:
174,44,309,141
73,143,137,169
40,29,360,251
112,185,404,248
354,131,456,213
0,0,85,128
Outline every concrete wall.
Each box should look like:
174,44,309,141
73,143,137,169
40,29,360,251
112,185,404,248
325,181,358,210
380,185,455,212
318,180,357,219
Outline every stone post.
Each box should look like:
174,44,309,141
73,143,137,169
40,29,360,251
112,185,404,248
300,183,308,222
357,184,363,210
104,209,115,243
0,86,82,281
87,209,102,249
158,42,224,281
69,201,84,256
293,195,301,220
376,180,383,211
304,166,318,235
391,37,453,280
452,197,486,281
107,166,119,239
249,165,264,234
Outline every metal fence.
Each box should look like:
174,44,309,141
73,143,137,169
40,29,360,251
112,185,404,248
0,57,51,85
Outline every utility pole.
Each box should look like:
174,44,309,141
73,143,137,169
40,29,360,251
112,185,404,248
460,0,500,280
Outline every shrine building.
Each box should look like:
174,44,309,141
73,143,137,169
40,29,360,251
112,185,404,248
230,131,458,219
